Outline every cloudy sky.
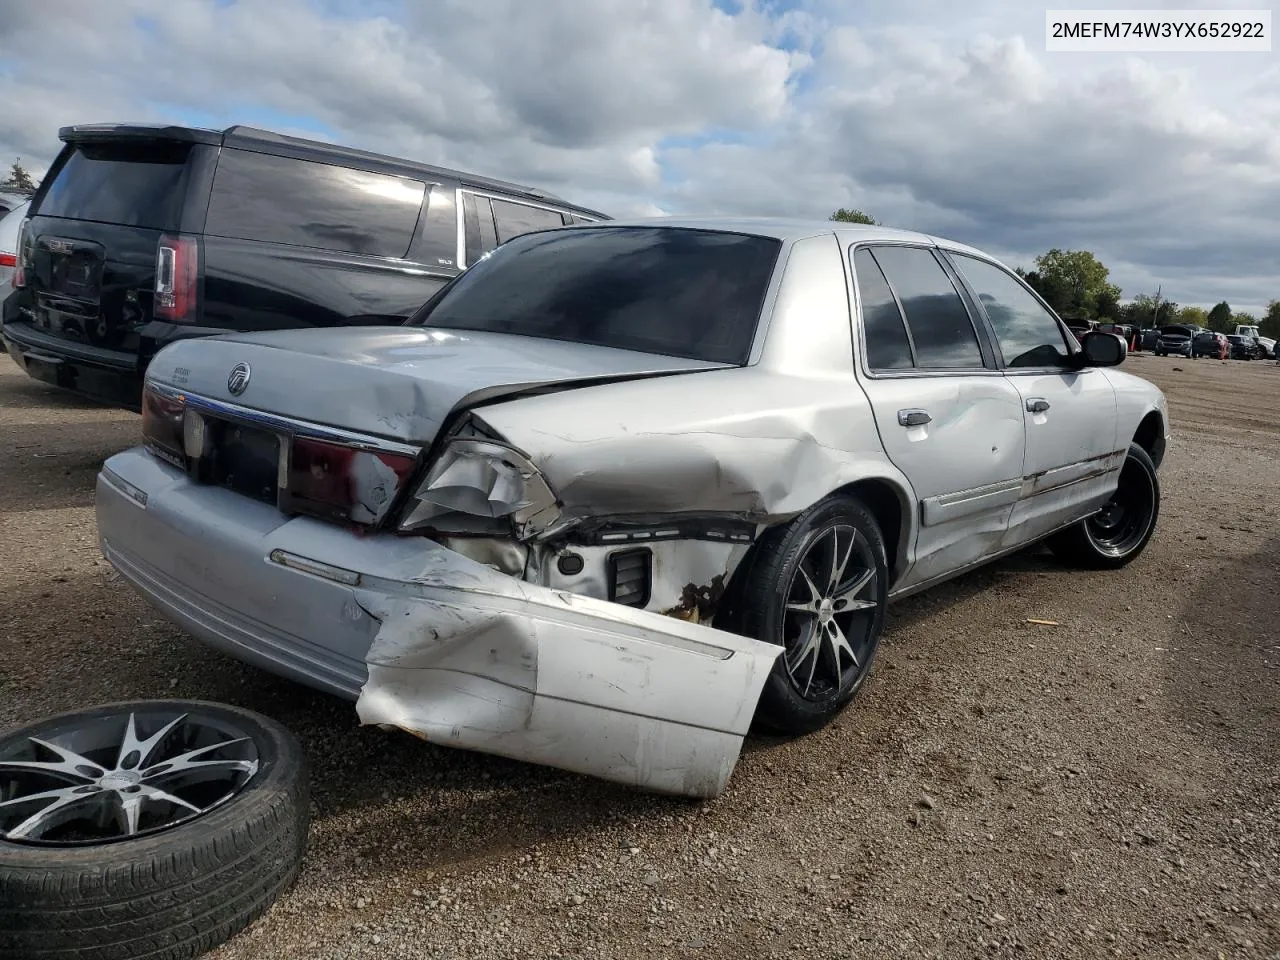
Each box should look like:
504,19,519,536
1,0,1275,313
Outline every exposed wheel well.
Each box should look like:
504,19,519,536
1133,411,1166,470
834,478,906,586
714,478,910,633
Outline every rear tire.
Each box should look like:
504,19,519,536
736,496,889,735
1048,443,1159,570
0,700,309,960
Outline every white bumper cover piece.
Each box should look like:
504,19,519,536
97,448,782,798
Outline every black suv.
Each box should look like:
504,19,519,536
2,123,609,409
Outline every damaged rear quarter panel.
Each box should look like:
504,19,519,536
471,234,916,536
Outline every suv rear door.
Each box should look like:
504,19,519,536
14,132,213,364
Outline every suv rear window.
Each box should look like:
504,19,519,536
411,226,780,364
204,149,426,258
38,142,192,231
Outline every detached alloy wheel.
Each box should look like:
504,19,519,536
0,700,309,960
738,496,889,734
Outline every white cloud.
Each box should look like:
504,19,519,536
0,0,1274,312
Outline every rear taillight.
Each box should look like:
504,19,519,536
141,385,187,468
283,437,418,526
155,234,199,322
12,217,29,287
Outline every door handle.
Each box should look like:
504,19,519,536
1026,398,1050,414
897,408,932,427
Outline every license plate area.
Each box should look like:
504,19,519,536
198,418,282,507
37,236,105,303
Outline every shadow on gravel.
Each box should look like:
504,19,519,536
0,419,140,514
0,365,116,411
1172,536,1280,767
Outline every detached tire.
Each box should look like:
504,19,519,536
1048,443,1160,570
0,700,309,960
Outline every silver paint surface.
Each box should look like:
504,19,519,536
100,218,1169,797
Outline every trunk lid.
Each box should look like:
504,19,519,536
19,137,201,354
145,326,728,444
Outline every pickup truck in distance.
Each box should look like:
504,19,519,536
95,218,1170,798
1233,324,1275,358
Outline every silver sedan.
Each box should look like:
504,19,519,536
96,218,1169,797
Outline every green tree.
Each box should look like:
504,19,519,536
1026,249,1120,320
1120,292,1170,328
1095,286,1122,322
1232,312,1257,328
4,159,35,192
1206,300,1233,333
1260,300,1280,340
1178,306,1208,329
829,208,878,225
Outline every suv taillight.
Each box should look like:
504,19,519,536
11,217,29,288
155,234,199,322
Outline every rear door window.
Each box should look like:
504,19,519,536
204,149,426,258
869,246,985,369
38,142,193,231
490,198,567,243
852,248,914,370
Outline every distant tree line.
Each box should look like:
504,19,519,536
828,209,1280,341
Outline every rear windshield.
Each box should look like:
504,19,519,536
38,142,192,231
410,226,780,364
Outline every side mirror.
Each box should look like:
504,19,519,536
1078,331,1126,367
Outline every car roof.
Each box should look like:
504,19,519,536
572,216,994,258
58,123,609,219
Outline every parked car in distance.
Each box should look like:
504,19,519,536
2,123,609,410
1155,324,1196,357
1065,319,1094,342
1140,327,1160,351
1226,334,1259,360
96,218,1170,799
1234,323,1276,358
0,190,32,217
1192,330,1228,360
0,200,28,288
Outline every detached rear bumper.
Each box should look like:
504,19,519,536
96,448,781,798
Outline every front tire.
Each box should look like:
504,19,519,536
736,496,889,734
0,700,309,960
1048,443,1160,570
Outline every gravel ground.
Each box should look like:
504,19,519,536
1,352,1277,960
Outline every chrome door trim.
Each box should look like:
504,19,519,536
920,478,1022,527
